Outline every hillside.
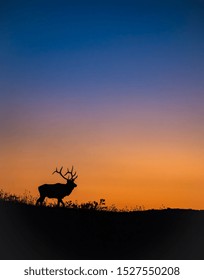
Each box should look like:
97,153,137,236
0,200,204,259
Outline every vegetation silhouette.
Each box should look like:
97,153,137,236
1,189,204,260
36,166,78,207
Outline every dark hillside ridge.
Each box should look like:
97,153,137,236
0,200,204,259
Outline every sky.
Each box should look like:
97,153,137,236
0,0,204,209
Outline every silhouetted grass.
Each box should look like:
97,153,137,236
0,189,144,212
0,189,36,205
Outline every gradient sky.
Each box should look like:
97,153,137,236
0,0,204,209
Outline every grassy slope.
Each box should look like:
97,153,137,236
0,200,204,259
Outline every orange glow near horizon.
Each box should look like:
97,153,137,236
1,95,204,210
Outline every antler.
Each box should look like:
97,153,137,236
64,166,78,181
53,166,78,181
52,166,69,181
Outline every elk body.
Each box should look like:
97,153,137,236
36,166,78,207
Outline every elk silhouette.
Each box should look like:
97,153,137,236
36,166,78,206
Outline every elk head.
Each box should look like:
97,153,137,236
36,166,78,207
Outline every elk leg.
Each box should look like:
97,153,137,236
57,198,65,207
36,196,45,206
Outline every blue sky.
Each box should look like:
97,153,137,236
1,0,204,97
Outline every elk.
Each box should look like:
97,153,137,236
36,166,78,207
